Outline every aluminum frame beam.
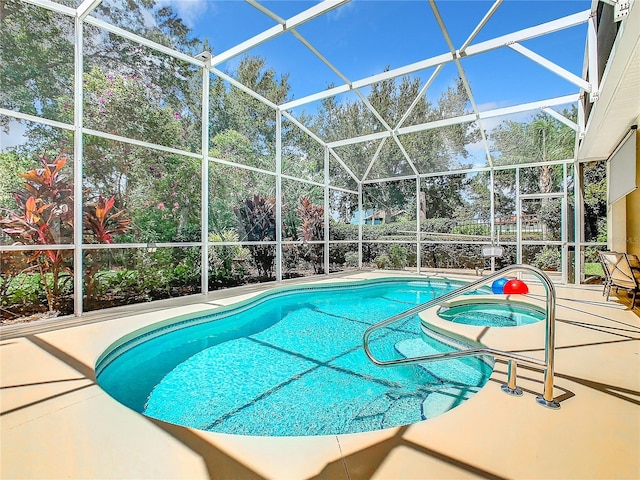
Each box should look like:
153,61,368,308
587,15,600,101
463,10,591,57
76,0,101,20
361,157,573,185
0,108,74,131
210,67,279,110
200,59,211,295
429,0,494,168
508,43,591,92
83,16,204,67
211,0,349,67
459,0,503,54
327,149,364,185
542,107,580,131
73,14,84,316
281,9,591,112
22,0,75,16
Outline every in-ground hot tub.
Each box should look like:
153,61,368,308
437,299,545,327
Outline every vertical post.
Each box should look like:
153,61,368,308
324,146,330,276
358,182,363,269
275,110,282,282
587,14,599,102
501,360,523,396
562,163,569,284
575,161,583,285
200,58,210,295
489,168,496,272
515,167,521,265
73,14,84,316
416,176,421,274
576,97,586,285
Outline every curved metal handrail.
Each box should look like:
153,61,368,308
362,264,560,408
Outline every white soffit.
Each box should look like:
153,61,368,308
578,0,640,161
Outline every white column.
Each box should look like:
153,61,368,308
358,182,363,268
490,168,496,272
515,168,522,265
275,111,282,282
73,14,84,316
324,147,330,275
200,60,210,294
562,163,569,284
587,14,599,102
416,176,421,274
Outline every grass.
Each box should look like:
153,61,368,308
584,262,604,277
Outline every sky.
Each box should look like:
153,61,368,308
1,0,591,152
162,0,591,165
171,0,591,109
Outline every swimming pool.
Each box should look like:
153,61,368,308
96,278,494,436
438,300,545,327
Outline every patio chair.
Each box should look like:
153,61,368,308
475,244,504,276
598,251,613,296
599,251,640,308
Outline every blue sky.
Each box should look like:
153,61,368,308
171,0,591,109
153,0,589,164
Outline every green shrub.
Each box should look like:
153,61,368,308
282,245,301,274
584,262,604,277
209,230,249,285
452,224,490,236
420,218,456,233
389,245,408,269
329,221,358,241
532,247,561,271
374,254,391,269
344,251,359,267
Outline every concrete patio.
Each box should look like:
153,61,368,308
1,271,639,479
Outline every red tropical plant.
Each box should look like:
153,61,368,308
0,151,131,312
84,195,132,243
82,195,132,303
0,153,74,311
298,196,324,242
297,196,325,273
233,194,277,277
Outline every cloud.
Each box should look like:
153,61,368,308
324,1,356,22
156,0,210,29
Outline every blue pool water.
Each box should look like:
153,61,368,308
96,278,494,436
438,302,545,327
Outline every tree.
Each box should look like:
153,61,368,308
316,76,478,220
1,0,204,146
211,56,291,166
489,108,576,189
0,0,75,129
488,108,577,239
582,161,607,242
0,151,32,212
208,129,277,235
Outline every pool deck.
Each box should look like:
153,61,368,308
1,271,639,479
